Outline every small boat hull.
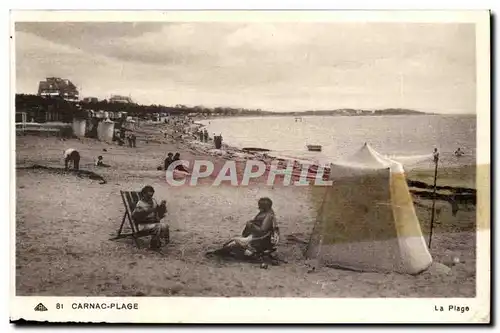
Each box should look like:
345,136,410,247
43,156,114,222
307,145,322,152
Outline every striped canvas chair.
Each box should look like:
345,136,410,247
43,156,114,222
110,190,163,248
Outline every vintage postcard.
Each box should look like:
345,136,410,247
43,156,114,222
9,10,490,323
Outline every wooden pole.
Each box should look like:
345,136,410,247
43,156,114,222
428,151,439,249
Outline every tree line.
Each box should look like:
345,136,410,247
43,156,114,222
15,94,273,118
15,94,428,120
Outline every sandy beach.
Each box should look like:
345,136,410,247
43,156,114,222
15,122,477,297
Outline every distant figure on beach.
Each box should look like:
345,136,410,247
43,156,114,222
455,148,464,157
127,134,137,147
95,155,110,167
130,133,137,147
164,152,174,170
433,148,440,164
64,148,80,171
214,134,223,149
172,152,190,173
132,185,169,250
203,129,208,142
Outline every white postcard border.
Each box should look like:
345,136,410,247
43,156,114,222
9,9,491,324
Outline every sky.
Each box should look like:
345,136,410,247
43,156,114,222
15,22,476,114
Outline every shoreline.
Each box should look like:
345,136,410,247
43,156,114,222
180,120,477,190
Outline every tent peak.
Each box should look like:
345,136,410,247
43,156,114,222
333,143,404,173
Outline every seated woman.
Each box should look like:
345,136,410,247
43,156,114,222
214,197,279,258
132,185,170,250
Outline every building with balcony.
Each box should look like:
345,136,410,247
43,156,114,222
109,95,133,104
82,97,99,103
38,77,79,101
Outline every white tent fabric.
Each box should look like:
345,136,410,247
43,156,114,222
306,143,433,274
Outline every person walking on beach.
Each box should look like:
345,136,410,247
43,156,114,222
214,134,223,149
130,133,137,147
433,148,440,163
64,148,81,170
132,185,169,250
203,129,208,142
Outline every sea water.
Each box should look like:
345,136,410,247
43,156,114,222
200,114,476,169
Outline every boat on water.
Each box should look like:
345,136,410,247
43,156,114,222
242,147,271,153
306,144,322,152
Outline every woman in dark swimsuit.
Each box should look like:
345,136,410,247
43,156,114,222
211,197,278,258
206,197,279,260
241,197,277,253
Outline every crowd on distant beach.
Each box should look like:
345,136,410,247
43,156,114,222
193,127,224,149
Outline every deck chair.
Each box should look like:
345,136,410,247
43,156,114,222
110,190,158,248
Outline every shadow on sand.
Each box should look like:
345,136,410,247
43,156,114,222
16,164,107,184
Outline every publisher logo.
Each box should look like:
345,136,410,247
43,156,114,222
34,303,48,311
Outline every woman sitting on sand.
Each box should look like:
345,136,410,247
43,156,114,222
132,185,170,250
213,197,279,258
